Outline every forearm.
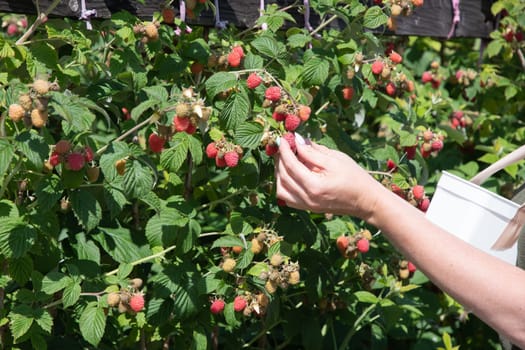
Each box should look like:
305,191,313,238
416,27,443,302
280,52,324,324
368,185,525,347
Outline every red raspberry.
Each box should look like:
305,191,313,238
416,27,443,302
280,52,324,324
224,151,239,167
452,111,464,120
282,132,296,152
386,159,396,171
233,295,247,312
336,235,349,255
227,51,242,68
371,60,384,75
49,152,61,167
356,238,370,253
515,31,524,42
298,105,311,121
265,86,281,102
412,185,425,201
232,45,245,59
173,116,190,132
84,146,94,162
431,78,441,89
284,114,301,131
389,50,402,64
407,261,417,274
385,82,396,96
277,198,287,206
342,86,354,101
418,197,430,212
206,142,218,159
431,139,443,152
6,23,17,36
272,111,287,122
391,184,405,199
421,71,433,83
215,155,227,168
246,73,262,89
504,30,514,42
210,299,225,314
129,294,145,312
66,152,85,171
265,144,279,156
149,133,165,153
404,145,417,160
185,122,197,134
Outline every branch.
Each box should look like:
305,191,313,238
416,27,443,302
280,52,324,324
16,0,62,45
104,245,177,276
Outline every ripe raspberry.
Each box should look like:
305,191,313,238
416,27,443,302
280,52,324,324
298,105,311,121
265,86,281,102
371,60,384,75
206,142,218,159
272,111,287,122
391,184,405,198
356,238,370,253
185,122,197,134
411,0,423,6
418,197,430,212
282,132,297,152
173,116,191,132
224,151,239,167
431,139,444,152
222,257,237,272
421,71,433,83
33,79,50,95
277,198,287,206
8,104,25,122
30,109,48,128
407,261,417,273
265,144,279,156
144,23,159,41
412,185,425,201
422,130,434,142
232,45,245,59
404,145,416,160
190,62,204,74
84,146,94,162
386,159,396,171
55,140,72,154
246,73,262,89
148,133,165,153
233,295,247,312
129,294,145,312
107,292,121,307
431,78,441,89
210,299,225,314
389,50,402,64
215,155,227,168
162,8,175,23
385,82,396,96
227,50,242,68
342,86,354,101
336,235,349,255
66,152,85,171
6,23,17,36
49,152,61,167
86,166,100,183
284,114,301,131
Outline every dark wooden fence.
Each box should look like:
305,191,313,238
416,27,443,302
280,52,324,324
0,0,497,38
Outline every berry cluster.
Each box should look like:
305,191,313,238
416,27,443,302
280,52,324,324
258,259,301,294
417,129,444,158
368,52,414,97
421,61,442,89
210,292,270,317
383,0,424,31
398,259,417,280
8,79,60,129
449,110,473,130
207,45,246,70
2,15,28,36
172,88,211,135
106,278,146,314
249,228,283,255
454,68,478,87
336,229,372,259
386,180,430,212
205,139,243,168
133,21,160,43
45,140,95,174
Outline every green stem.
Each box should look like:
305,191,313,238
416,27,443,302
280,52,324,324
338,302,377,350
16,0,62,45
197,187,250,211
43,291,105,309
104,245,177,276
0,158,22,200
310,4,351,37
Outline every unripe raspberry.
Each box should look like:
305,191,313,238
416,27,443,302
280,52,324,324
361,229,373,241
227,51,242,68
297,105,311,122
284,114,301,131
66,152,86,171
336,235,349,256
33,79,50,95
391,4,402,16
246,73,262,89
288,270,300,285
399,268,410,279
8,104,25,122
265,86,281,102
232,245,243,254
222,257,237,273
54,140,72,154
265,280,277,294
144,23,159,41
86,166,100,183
251,237,264,254
130,278,143,289
148,133,165,153
210,299,225,314
422,130,434,142
129,293,145,312
175,103,192,117
412,185,425,201
356,238,370,253
107,292,121,307
18,94,33,110
224,151,239,167
30,109,48,128
115,158,127,175
270,253,283,267
190,62,204,74
389,50,402,64
206,142,218,159
233,295,247,312
371,60,384,75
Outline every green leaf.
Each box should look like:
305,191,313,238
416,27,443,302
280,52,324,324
234,122,264,149
15,131,49,171
35,174,63,210
0,219,37,258
70,189,102,232
122,159,154,198
205,72,238,99
79,302,106,347
62,282,81,308
505,85,518,100
95,227,151,264
287,33,311,49
251,36,284,58
193,328,208,350
139,191,162,212
243,53,264,70
220,89,251,131
177,219,200,254
33,308,53,334
50,93,97,134
486,39,503,58
131,99,159,121
235,249,254,270
161,132,190,172
41,271,70,295
74,232,101,263
300,55,330,86
354,291,379,304
99,142,131,181
363,6,389,29
211,236,245,249
9,305,34,342
9,256,33,285
247,262,270,276
145,206,188,247
0,139,15,182
142,85,169,103
103,183,128,219
117,263,134,280
223,302,239,327
188,135,203,165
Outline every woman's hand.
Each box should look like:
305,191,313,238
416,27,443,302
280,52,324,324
275,137,385,220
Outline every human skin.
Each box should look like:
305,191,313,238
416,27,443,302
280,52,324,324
275,138,525,348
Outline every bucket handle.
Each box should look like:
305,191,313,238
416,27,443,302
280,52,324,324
469,144,525,250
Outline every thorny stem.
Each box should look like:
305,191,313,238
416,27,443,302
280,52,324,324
96,114,157,155
16,0,62,45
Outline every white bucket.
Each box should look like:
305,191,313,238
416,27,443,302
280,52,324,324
425,171,520,265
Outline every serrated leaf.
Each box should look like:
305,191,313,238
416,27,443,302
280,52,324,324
177,219,200,254
62,282,81,308
354,291,378,304
287,33,311,48
223,302,239,327
117,263,133,280
103,183,128,219
33,308,53,334
0,220,36,258
9,305,34,342
220,89,250,131
243,53,264,70
161,133,190,172
50,93,97,134
8,256,33,285
188,135,203,165
205,72,238,99
70,189,102,232
486,39,503,58
41,271,70,295
247,262,270,276
234,122,264,149
139,191,161,212
99,142,131,181
74,232,101,263
235,249,254,270
363,6,388,29
145,207,188,247
95,226,151,264
251,36,284,58
122,159,154,198
300,55,330,86
131,99,159,121
211,236,245,249
0,139,15,182
79,302,106,347
35,174,64,210
142,85,169,103
193,328,208,350
15,131,49,171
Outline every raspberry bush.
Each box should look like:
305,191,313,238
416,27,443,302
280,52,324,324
0,1,524,348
